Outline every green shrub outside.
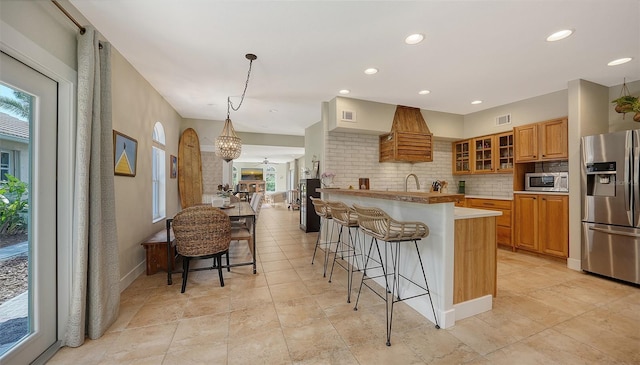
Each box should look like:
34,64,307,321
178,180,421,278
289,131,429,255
0,174,28,235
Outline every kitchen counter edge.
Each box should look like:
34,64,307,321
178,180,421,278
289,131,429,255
317,188,463,204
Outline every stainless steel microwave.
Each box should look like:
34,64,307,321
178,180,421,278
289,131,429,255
525,172,569,192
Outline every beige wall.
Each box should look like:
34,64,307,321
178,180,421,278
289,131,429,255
609,80,640,132
2,1,187,286
111,48,183,281
328,96,465,139
305,119,323,177
0,0,77,70
462,90,568,138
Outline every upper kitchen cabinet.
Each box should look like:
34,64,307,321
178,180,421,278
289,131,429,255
452,139,471,175
496,131,514,173
452,131,513,175
473,135,495,173
514,117,568,163
539,118,568,160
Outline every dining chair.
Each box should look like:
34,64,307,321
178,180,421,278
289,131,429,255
171,205,231,293
230,193,263,260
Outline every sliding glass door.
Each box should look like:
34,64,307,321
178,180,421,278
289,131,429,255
0,51,58,364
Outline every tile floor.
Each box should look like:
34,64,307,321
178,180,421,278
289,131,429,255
48,204,639,364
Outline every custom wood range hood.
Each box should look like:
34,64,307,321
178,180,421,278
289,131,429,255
379,105,433,163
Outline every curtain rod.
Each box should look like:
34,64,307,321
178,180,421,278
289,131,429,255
51,0,86,34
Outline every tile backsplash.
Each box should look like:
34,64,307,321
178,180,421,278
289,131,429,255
457,174,513,198
324,130,516,197
324,131,455,192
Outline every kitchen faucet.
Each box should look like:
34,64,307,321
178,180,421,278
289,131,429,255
404,173,420,192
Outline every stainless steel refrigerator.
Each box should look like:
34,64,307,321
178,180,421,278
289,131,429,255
581,130,640,285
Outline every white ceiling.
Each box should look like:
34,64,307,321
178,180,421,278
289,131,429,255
69,0,639,162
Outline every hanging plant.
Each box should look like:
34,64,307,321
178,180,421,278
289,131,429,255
632,98,640,123
612,95,637,114
612,80,637,119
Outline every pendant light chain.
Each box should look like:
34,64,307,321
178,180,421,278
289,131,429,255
227,54,256,119
216,53,257,163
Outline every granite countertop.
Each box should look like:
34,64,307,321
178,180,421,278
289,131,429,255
464,195,513,201
317,188,464,204
513,191,569,196
454,207,502,220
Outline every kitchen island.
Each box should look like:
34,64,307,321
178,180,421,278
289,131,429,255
318,188,499,329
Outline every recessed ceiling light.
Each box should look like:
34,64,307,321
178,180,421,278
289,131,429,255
339,89,350,95
405,33,425,45
418,90,430,95
471,100,482,105
364,68,378,75
269,109,278,113
607,57,633,66
546,29,573,42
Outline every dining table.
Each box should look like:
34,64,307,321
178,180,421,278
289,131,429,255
165,201,257,285
221,201,257,274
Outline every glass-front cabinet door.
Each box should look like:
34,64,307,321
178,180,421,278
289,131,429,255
496,132,514,173
452,140,471,175
473,136,494,173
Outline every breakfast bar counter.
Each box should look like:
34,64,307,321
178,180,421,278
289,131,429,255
318,188,499,329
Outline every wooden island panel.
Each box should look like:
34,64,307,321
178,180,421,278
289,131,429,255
453,216,497,304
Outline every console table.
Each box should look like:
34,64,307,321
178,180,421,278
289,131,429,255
141,227,175,275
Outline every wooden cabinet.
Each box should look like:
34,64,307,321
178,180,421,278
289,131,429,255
452,140,471,175
473,136,494,173
452,131,513,175
237,180,266,194
539,118,569,160
514,194,539,251
514,117,568,163
514,124,538,162
467,198,513,249
454,216,497,303
514,193,568,258
539,195,569,257
496,132,514,173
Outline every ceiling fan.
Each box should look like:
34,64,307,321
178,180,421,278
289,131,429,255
255,157,277,167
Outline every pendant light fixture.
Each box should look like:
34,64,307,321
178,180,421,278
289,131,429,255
215,53,257,162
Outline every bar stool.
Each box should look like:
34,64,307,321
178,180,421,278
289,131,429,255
325,201,362,303
352,204,439,346
310,196,336,277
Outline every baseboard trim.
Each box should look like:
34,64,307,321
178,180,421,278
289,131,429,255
119,260,145,292
567,257,581,271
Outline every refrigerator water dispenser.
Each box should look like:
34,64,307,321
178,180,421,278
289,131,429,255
586,162,616,197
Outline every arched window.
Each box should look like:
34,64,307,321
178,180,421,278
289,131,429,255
265,166,276,192
152,122,166,222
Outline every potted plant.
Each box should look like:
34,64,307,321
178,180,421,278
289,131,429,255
612,95,638,115
632,98,640,123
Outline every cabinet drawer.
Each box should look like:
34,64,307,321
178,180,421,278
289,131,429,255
467,198,512,210
496,209,511,227
497,226,512,245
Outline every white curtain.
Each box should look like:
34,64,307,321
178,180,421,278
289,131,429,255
65,26,120,347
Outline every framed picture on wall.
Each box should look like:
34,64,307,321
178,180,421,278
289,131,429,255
312,160,320,179
170,155,177,178
113,130,138,177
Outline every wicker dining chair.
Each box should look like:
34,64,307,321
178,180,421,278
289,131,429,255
172,205,231,293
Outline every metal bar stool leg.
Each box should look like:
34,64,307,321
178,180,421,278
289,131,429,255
414,240,440,329
354,235,376,310
311,215,324,265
